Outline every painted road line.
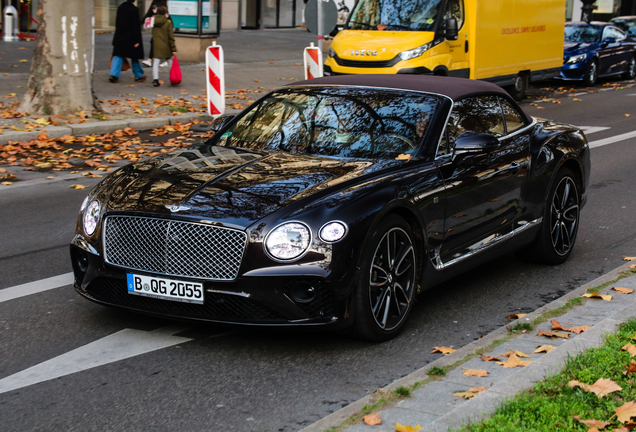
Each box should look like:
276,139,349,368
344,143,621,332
0,324,193,395
0,272,74,304
579,126,611,135
589,130,636,149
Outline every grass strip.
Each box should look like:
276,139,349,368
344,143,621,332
456,318,636,432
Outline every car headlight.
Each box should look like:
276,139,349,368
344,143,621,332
82,200,101,236
566,53,587,64
399,42,433,61
319,221,347,243
328,47,336,58
265,222,311,261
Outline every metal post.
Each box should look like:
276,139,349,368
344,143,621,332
317,0,323,52
581,0,596,24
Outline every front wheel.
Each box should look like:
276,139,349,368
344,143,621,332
517,168,580,265
351,215,419,342
623,55,636,80
583,60,598,87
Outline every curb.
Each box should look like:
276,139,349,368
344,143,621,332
0,112,219,144
300,261,636,432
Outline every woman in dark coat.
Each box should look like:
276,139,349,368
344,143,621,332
109,0,146,83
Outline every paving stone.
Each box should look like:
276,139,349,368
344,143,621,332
423,390,511,432
346,407,439,432
397,380,472,416
0,130,42,143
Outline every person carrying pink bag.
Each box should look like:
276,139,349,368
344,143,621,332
151,6,176,86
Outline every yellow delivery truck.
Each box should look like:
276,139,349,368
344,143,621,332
324,0,565,98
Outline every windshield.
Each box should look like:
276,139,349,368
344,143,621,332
565,25,602,43
213,87,440,160
346,0,443,31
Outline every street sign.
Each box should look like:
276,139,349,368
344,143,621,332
305,0,338,36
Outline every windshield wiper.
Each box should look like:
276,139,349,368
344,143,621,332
347,21,376,29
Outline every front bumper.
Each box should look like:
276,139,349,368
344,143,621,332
71,243,352,328
558,63,587,80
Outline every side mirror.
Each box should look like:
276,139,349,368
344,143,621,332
454,133,499,154
211,114,235,133
603,37,616,44
445,17,458,41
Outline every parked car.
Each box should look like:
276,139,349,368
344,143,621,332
560,21,636,86
71,75,591,341
610,16,636,37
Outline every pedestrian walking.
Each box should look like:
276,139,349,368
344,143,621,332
109,0,146,83
151,6,176,87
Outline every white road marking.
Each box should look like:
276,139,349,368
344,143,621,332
579,126,611,135
589,130,636,149
0,273,74,304
0,324,193,395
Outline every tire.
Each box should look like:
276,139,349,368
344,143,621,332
506,73,528,100
517,168,580,265
583,60,598,87
350,215,419,342
622,55,636,80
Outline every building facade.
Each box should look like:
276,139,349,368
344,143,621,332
3,0,636,35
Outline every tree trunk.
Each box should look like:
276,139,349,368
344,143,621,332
20,0,100,116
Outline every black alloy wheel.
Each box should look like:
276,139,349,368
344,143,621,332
583,60,598,86
517,168,580,265
623,55,636,80
351,215,418,341
548,174,580,257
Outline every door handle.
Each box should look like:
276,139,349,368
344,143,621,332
509,161,521,175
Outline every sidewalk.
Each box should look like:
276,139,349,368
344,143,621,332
0,29,316,144
300,262,636,432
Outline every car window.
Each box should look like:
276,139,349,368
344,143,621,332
499,98,526,134
603,26,627,41
444,0,464,29
441,96,504,150
611,19,636,36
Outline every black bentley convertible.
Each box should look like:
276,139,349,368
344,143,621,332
71,75,590,341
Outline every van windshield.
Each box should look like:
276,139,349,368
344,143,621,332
346,0,443,31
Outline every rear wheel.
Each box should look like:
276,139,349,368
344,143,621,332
583,60,598,86
517,168,580,265
351,215,418,342
622,55,636,80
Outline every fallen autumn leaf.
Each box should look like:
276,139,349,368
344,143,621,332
362,413,382,426
568,378,622,398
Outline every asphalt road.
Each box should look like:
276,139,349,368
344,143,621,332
1,81,636,431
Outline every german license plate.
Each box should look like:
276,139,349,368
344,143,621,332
127,273,204,304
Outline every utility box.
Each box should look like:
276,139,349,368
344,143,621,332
3,5,19,42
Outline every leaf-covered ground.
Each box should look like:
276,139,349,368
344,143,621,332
457,319,636,432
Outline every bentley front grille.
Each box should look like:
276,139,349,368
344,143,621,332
103,216,247,280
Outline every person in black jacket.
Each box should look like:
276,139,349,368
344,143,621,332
109,0,146,83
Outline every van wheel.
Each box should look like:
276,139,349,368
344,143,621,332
506,73,528,100
583,60,598,86
622,55,636,80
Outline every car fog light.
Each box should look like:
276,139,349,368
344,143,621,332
83,200,100,236
320,221,347,242
265,222,311,260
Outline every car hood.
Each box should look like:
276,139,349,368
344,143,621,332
564,41,595,56
104,144,382,227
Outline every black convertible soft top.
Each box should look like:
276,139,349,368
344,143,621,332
287,74,510,102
